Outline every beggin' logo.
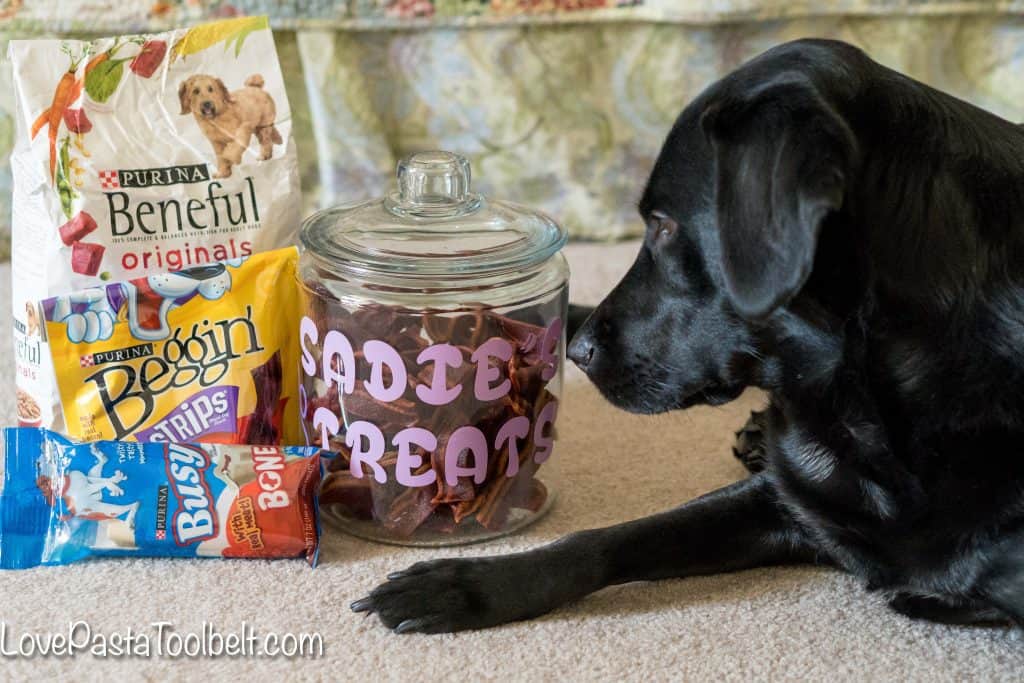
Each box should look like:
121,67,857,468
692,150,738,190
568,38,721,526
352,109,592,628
83,308,263,439
164,443,218,545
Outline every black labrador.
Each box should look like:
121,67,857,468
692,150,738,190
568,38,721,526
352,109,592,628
353,38,1024,632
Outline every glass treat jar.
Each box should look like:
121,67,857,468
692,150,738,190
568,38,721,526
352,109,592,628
298,151,568,546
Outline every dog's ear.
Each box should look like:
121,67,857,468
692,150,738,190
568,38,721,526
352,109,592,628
217,78,235,104
701,74,855,320
178,79,191,115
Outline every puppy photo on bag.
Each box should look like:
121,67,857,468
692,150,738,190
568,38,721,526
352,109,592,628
178,72,283,178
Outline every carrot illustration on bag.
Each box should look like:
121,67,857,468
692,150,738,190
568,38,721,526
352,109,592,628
31,44,106,138
31,44,87,182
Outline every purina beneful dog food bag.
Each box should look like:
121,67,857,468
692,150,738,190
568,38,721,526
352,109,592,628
8,16,300,431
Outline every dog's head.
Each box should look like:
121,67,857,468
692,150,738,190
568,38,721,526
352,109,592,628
24,301,38,336
569,40,862,413
178,75,233,119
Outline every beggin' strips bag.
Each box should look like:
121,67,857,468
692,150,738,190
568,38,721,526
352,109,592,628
39,247,302,445
0,428,324,569
9,17,300,432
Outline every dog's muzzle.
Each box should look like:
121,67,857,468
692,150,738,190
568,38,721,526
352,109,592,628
200,101,216,117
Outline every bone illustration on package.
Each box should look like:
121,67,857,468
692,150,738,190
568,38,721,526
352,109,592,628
8,16,300,432
0,428,325,569
49,257,242,344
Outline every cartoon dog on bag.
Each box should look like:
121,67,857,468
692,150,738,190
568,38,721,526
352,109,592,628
47,258,244,343
178,73,282,178
36,448,139,528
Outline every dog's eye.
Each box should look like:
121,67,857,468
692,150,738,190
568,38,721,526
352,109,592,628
192,88,199,95
650,212,678,241
207,86,213,93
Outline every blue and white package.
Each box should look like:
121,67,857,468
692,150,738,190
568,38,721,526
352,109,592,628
0,428,325,569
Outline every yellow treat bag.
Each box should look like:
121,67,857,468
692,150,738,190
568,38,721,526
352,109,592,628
40,247,301,444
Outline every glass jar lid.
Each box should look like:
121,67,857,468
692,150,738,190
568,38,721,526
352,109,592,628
300,151,567,279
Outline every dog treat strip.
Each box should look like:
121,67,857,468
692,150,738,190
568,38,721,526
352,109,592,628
0,428,325,569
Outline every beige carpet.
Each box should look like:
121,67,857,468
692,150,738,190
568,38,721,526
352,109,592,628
1,243,1022,681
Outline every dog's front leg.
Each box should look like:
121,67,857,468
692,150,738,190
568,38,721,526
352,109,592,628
209,140,231,178
980,540,1024,626
353,476,816,633
215,127,255,178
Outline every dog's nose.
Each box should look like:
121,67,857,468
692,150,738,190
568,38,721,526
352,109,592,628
200,101,214,114
567,330,597,371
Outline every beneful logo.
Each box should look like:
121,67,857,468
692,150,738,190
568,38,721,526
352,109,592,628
103,163,261,237
14,331,41,368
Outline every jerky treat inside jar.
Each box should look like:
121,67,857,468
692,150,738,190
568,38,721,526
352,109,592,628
299,151,568,545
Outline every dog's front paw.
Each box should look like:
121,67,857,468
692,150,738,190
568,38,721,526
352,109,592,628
352,557,546,634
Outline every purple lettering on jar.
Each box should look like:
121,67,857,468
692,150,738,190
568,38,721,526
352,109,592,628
346,420,387,483
394,427,438,488
472,336,513,402
306,306,564,535
364,339,407,403
415,343,463,406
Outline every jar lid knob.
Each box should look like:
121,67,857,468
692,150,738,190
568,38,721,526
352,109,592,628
387,151,482,218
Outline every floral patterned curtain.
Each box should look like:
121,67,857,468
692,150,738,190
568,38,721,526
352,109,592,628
1,1,1024,255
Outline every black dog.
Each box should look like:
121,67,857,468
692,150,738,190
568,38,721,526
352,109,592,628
353,38,1024,632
